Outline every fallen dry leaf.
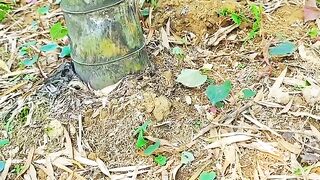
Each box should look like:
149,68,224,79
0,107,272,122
0,60,10,73
204,134,253,149
302,84,320,104
207,24,238,46
278,138,301,154
96,158,111,178
304,0,320,22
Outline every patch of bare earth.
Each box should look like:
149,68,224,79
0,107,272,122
1,0,320,179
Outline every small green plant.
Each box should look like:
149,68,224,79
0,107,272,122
248,4,263,39
134,120,151,149
50,22,68,40
0,3,12,22
154,155,167,166
217,8,244,26
146,0,158,8
172,46,186,60
12,164,23,174
308,27,319,38
18,106,30,123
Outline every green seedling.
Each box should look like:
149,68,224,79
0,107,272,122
18,106,30,123
172,46,186,60
308,27,319,38
218,7,245,26
134,120,151,149
12,164,23,174
154,155,167,166
0,3,12,22
248,4,263,39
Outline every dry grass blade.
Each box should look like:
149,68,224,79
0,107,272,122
160,27,170,49
203,134,253,150
289,111,320,120
155,159,174,174
52,161,86,180
278,138,301,154
77,114,85,156
207,24,238,46
110,170,150,179
309,124,320,141
192,102,252,141
241,141,280,156
109,165,151,172
15,147,35,180
23,164,37,180
0,59,10,72
278,98,293,114
0,69,38,79
189,161,210,180
242,113,281,137
43,156,55,180
1,81,27,96
171,163,183,180
63,128,74,159
268,67,287,99
145,136,177,148
96,158,111,177
0,158,12,180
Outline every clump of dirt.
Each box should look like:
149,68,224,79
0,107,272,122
153,0,242,38
263,5,305,38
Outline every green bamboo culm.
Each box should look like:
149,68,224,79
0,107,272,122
61,0,149,90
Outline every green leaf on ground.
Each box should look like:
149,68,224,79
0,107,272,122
181,151,194,164
0,139,9,148
242,88,256,99
206,80,232,105
40,43,58,52
50,22,68,40
59,45,71,58
144,140,160,155
136,131,148,149
154,155,167,166
176,69,207,87
269,41,296,57
199,171,217,180
134,119,151,136
37,5,50,15
22,55,39,67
